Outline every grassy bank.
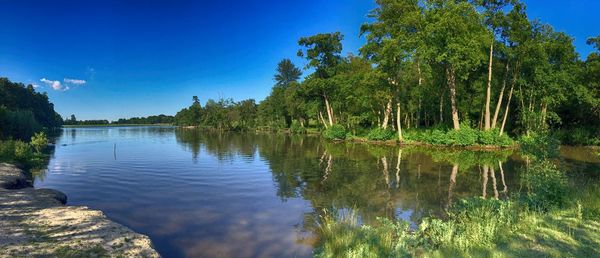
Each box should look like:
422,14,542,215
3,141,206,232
313,136,600,257
315,165,600,257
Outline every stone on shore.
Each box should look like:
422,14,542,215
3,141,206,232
0,163,160,258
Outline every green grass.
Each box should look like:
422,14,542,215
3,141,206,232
314,162,600,257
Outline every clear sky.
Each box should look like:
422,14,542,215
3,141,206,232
1,0,598,120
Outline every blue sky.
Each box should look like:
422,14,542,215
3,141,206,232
1,0,598,120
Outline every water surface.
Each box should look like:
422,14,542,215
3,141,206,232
35,126,599,257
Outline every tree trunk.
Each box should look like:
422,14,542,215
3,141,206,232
417,61,423,129
484,43,494,130
500,64,518,136
382,99,392,129
492,61,510,129
396,102,403,141
324,95,334,126
446,65,460,130
319,111,328,129
439,91,444,124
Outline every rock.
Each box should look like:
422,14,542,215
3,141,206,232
0,163,31,189
0,163,161,257
35,188,68,204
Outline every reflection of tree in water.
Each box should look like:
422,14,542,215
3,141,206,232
175,129,257,162
173,131,521,245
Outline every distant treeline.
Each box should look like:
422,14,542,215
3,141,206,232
0,77,62,140
173,0,600,145
63,114,174,125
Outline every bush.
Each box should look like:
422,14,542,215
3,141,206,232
478,129,514,147
289,121,306,134
322,124,346,140
14,140,33,162
519,132,560,160
30,132,49,153
446,125,478,146
366,128,395,141
521,161,568,212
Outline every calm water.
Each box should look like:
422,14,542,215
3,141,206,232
34,126,599,258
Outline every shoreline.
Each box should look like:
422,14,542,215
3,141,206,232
0,163,160,257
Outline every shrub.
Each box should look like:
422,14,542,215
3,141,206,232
289,121,306,134
521,161,568,212
14,140,33,162
519,132,560,160
322,124,346,140
30,132,49,153
446,125,478,146
366,128,395,141
478,129,514,147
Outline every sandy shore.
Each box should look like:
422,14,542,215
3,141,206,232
0,163,160,257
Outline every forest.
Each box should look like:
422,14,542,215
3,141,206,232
174,0,599,146
63,114,174,125
0,77,62,140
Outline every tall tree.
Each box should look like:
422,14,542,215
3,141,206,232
297,32,344,127
422,0,488,130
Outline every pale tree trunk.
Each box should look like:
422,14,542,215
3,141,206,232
396,102,403,141
324,95,334,126
500,64,518,136
416,61,423,128
319,111,328,129
541,102,547,126
382,99,392,129
439,91,444,123
492,62,509,129
446,65,460,130
484,43,494,130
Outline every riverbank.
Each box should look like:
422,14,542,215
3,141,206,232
0,163,160,257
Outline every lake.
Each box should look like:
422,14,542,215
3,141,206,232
34,126,599,258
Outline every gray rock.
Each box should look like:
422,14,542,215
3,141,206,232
35,188,68,204
0,163,31,189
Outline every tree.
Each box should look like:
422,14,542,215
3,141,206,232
274,59,302,88
298,32,344,127
472,0,513,130
422,0,488,130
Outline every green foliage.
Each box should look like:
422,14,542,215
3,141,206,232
519,132,560,160
315,198,518,257
521,161,569,212
446,125,479,146
479,129,514,146
289,121,306,134
322,125,346,140
555,127,600,146
0,77,62,140
30,132,48,153
366,128,394,141
404,126,515,147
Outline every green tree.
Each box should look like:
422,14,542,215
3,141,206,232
298,32,344,127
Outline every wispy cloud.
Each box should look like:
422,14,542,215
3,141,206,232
39,77,86,91
32,83,41,89
64,78,86,85
40,78,67,91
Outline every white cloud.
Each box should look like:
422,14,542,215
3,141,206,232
40,78,65,91
32,83,41,89
64,78,86,85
